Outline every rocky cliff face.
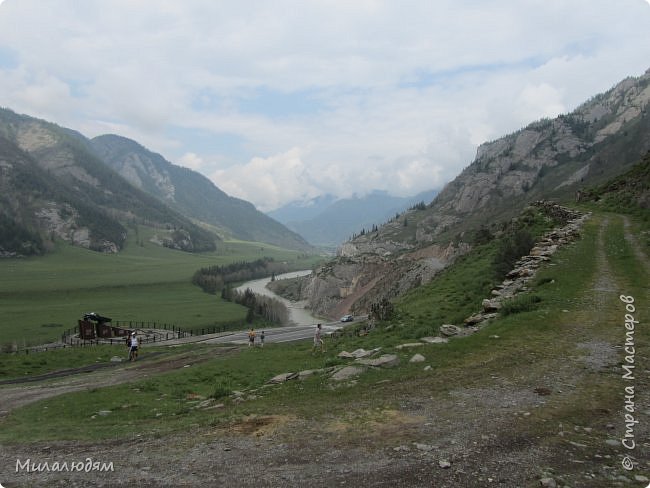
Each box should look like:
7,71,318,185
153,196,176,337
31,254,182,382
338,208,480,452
301,68,650,318
303,240,469,319
426,68,650,240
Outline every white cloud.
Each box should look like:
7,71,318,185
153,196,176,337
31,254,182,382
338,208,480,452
211,147,321,212
178,152,204,171
0,0,649,211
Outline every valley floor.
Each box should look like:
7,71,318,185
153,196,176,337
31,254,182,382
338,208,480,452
1,214,648,487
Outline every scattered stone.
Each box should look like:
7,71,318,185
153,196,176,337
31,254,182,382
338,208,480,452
330,366,366,381
423,365,432,371
568,441,587,448
464,314,484,326
605,439,619,447
635,475,649,482
459,204,589,332
355,354,400,368
298,369,319,379
110,356,123,362
409,354,425,363
350,348,373,358
420,336,448,344
267,372,299,384
393,445,410,452
539,478,557,488
98,410,111,416
414,443,434,452
395,343,424,349
439,324,461,337
438,459,451,469
482,299,501,312
489,335,500,339
338,348,380,359
203,403,225,410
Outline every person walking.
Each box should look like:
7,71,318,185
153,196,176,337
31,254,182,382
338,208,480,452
260,330,265,348
128,331,139,361
312,323,325,354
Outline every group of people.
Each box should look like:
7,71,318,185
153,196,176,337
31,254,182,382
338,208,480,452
248,328,265,347
246,324,326,353
125,324,327,360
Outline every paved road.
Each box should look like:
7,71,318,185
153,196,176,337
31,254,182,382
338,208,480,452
175,320,359,347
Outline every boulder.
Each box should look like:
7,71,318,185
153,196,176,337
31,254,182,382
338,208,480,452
420,336,448,344
356,354,400,368
439,324,461,337
267,372,299,384
330,366,366,381
481,299,501,312
409,354,426,363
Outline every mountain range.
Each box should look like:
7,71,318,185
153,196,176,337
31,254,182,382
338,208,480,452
0,109,311,256
268,189,438,248
2,67,648,266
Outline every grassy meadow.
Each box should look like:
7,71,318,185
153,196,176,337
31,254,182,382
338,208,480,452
2,209,647,446
0,228,322,347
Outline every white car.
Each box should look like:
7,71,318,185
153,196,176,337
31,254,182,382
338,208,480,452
340,314,353,322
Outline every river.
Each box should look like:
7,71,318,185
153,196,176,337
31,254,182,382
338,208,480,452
235,270,324,326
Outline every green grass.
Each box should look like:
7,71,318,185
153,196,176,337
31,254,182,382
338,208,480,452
0,343,199,381
0,232,321,346
602,214,648,289
384,242,499,340
1,211,647,446
0,344,120,379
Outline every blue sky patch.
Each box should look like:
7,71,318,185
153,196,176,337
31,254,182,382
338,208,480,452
0,45,19,70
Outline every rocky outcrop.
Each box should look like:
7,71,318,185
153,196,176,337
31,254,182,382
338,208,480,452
415,69,650,240
34,201,119,253
302,240,469,319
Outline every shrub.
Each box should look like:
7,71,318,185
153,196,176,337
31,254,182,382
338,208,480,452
500,294,542,316
493,229,535,280
211,379,233,400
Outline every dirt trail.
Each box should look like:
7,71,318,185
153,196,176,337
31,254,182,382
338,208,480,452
622,215,650,273
0,348,237,416
1,216,649,487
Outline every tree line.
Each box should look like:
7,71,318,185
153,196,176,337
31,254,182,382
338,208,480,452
222,286,289,325
192,257,290,295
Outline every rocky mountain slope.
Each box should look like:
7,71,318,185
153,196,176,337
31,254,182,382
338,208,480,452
0,109,311,256
91,135,311,251
0,109,217,255
301,68,650,319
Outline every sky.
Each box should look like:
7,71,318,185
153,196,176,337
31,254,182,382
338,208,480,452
0,1,649,212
